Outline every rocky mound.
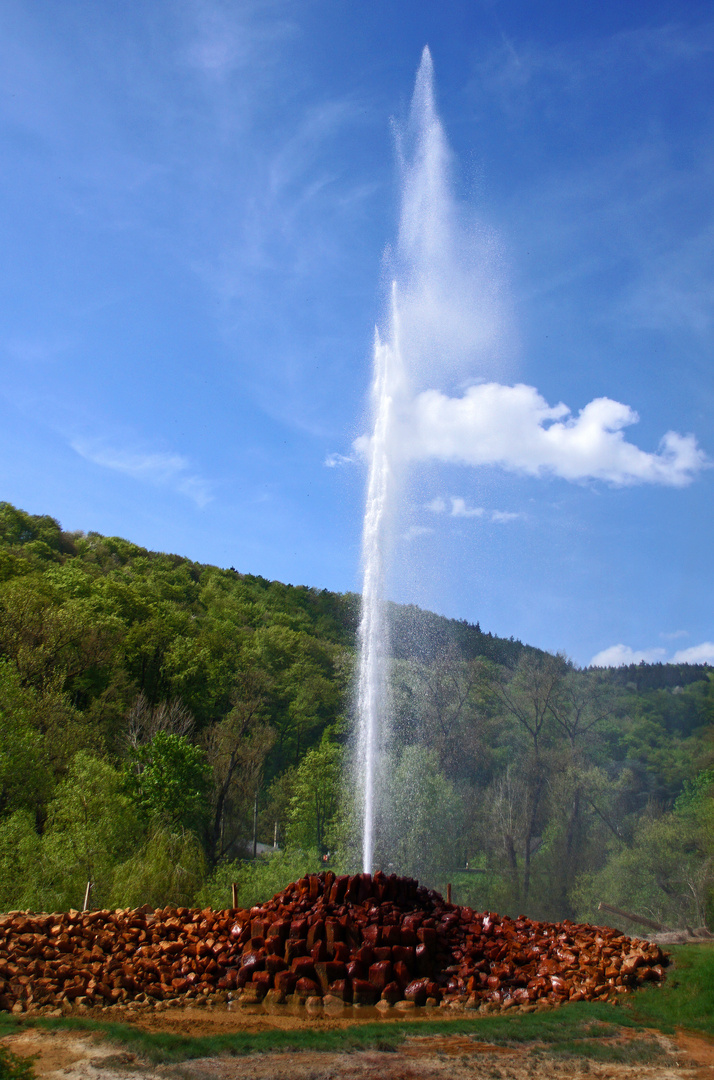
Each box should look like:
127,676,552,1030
0,871,666,1014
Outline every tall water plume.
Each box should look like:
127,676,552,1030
356,47,508,876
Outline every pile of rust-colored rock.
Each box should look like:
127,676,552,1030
0,870,666,1014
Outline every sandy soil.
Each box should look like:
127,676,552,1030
3,1006,714,1080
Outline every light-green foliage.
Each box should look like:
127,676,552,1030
196,848,322,910
0,810,44,912
109,825,208,909
382,745,462,890
125,731,211,832
285,737,342,853
0,662,51,816
574,773,714,929
41,752,140,910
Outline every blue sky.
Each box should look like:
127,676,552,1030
1,0,713,667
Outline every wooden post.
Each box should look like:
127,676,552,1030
446,883,452,904
231,882,238,910
83,881,93,911
252,789,259,859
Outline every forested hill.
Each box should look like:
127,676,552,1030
0,500,533,735
1,499,713,930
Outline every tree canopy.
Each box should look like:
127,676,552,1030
0,500,712,930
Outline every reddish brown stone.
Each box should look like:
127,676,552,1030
0,874,668,1014
380,981,402,1004
362,925,381,947
352,978,379,1005
311,941,328,964
274,970,298,994
346,959,368,981
314,960,347,993
296,976,320,997
354,945,375,965
328,978,352,1002
368,961,392,991
404,978,428,1005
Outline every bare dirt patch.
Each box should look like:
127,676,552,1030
0,1027,701,1080
3,1005,713,1080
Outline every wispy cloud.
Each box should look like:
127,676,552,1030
590,640,714,667
450,497,486,519
491,510,522,524
70,438,213,507
402,524,433,541
472,20,714,114
390,383,707,487
324,451,355,468
182,0,297,83
426,495,523,524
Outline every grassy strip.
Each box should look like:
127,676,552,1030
620,943,714,1037
0,1005,652,1064
1,945,712,1064
546,1038,667,1065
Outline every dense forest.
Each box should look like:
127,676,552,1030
0,501,712,933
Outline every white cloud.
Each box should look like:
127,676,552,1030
672,642,714,664
392,382,707,486
450,497,485,518
590,640,714,667
660,629,689,641
426,494,524,523
324,451,355,468
71,438,213,507
590,644,667,667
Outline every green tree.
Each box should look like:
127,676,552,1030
382,745,461,889
285,737,342,853
125,731,210,832
196,848,322,910
0,661,52,819
110,825,207,909
0,810,44,911
42,752,140,909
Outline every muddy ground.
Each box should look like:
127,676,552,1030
3,1005,714,1080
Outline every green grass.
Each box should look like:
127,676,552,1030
621,943,714,1036
1,945,712,1066
547,1037,666,1065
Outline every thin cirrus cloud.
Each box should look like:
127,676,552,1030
391,382,707,486
70,438,213,508
590,641,714,667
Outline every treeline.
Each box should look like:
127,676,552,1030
0,501,712,932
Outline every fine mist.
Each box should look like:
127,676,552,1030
354,47,510,879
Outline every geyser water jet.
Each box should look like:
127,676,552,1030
356,288,404,874
356,46,507,875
